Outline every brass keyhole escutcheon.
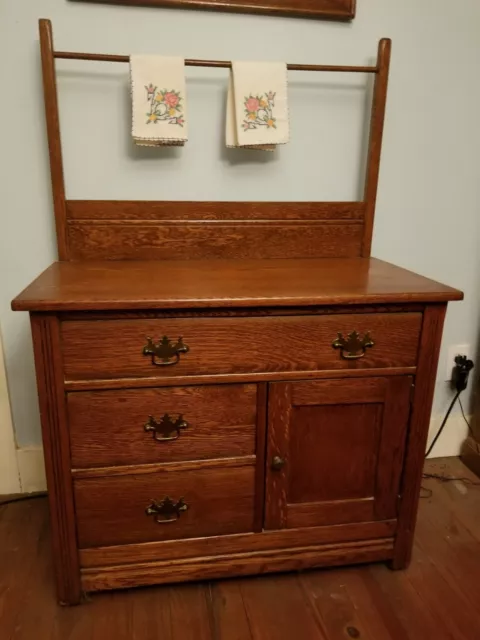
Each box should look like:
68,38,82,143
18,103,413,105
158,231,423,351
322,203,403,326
271,456,286,471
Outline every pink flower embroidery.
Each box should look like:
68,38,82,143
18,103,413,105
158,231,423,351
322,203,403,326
245,97,260,113
145,86,183,126
242,91,277,131
164,92,180,108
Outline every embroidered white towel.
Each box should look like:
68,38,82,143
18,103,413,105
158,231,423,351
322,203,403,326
226,61,289,150
130,55,188,146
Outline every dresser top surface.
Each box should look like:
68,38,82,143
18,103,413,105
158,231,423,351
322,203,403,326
11,258,463,312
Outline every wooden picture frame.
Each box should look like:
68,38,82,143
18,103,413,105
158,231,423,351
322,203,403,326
71,0,356,21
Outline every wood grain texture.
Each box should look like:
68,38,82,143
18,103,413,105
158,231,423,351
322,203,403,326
287,499,376,529
11,258,463,312
58,303,426,321
39,19,68,260
74,464,255,547
362,38,391,257
79,519,397,568
64,366,418,391
266,377,411,530
392,304,447,569
71,455,255,478
208,581,254,640
66,200,366,222
264,382,290,529
0,501,56,636
238,573,326,640
287,403,382,502
68,383,256,468
81,539,394,593
67,222,364,261
30,314,80,604
61,313,422,381
374,376,412,519
69,0,356,21
254,383,268,533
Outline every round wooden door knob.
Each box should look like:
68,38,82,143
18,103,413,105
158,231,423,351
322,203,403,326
271,456,286,471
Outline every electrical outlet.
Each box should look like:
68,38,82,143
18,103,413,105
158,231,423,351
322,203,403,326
445,344,472,381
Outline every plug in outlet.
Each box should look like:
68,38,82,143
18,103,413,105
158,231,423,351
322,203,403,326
445,344,472,381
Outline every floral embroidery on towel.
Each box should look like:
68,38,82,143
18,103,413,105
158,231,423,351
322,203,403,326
145,84,184,126
242,91,276,131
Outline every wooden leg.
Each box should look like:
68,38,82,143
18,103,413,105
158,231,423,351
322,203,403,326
31,314,81,605
391,304,447,570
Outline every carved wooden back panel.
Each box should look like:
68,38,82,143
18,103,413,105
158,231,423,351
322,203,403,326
39,19,391,261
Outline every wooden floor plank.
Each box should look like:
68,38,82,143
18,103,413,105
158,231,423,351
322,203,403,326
168,583,213,640
299,569,371,640
404,544,480,640
2,457,480,639
240,574,327,640
332,568,405,640
415,475,480,614
0,501,53,640
126,588,172,640
367,563,455,640
209,581,253,640
424,458,480,542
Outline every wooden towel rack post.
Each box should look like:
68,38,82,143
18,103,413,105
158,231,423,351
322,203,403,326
40,19,68,260
38,17,391,263
362,38,391,257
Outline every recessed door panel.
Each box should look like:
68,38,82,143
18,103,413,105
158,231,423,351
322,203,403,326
265,377,412,529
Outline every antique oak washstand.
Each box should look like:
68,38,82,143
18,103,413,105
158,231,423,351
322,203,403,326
11,19,462,604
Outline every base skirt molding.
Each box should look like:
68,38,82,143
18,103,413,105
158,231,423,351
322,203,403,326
81,539,394,593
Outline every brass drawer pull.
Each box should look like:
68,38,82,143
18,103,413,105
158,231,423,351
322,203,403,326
146,497,188,524
142,336,189,366
332,331,374,360
144,414,188,442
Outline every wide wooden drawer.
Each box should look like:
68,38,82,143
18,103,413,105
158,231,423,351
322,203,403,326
68,384,257,468
62,313,422,381
74,463,255,548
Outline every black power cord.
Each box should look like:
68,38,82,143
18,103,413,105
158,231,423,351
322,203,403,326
424,354,474,459
424,390,461,459
421,354,477,496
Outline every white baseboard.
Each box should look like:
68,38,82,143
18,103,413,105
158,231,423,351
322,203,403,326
9,413,470,495
0,330,21,495
16,447,47,493
426,413,472,459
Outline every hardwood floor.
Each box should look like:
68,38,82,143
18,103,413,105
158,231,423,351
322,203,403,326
1,457,479,640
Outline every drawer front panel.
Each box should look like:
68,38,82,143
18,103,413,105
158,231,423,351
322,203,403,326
68,384,256,468
74,464,255,548
62,313,422,381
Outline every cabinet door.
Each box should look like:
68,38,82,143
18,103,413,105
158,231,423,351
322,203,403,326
265,377,412,530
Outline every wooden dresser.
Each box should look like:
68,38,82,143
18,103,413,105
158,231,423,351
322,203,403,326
11,20,463,604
